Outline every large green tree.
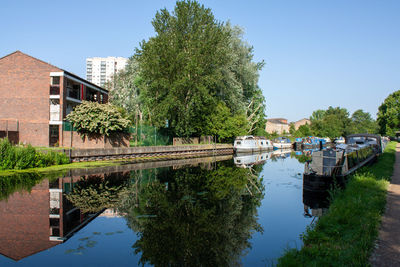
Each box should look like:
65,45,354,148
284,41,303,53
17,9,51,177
350,109,378,134
134,0,265,138
222,24,266,135
377,90,400,136
135,1,231,137
106,58,142,123
310,106,352,139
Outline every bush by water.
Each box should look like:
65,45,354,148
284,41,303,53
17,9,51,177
0,138,69,170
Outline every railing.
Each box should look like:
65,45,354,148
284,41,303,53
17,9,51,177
67,87,80,100
50,85,60,95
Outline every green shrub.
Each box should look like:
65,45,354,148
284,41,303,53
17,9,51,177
0,138,70,170
0,138,16,169
15,145,36,170
66,101,130,136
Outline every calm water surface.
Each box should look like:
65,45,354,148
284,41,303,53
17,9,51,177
0,151,325,266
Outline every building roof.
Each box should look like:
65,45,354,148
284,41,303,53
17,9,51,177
0,51,107,92
295,118,311,122
267,118,288,124
268,118,287,121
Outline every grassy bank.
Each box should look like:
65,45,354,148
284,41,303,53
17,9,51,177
0,138,69,170
277,142,397,266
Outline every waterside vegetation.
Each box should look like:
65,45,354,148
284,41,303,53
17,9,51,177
277,141,397,266
0,138,69,170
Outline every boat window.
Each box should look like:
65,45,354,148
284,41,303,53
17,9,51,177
236,141,241,145
261,141,264,145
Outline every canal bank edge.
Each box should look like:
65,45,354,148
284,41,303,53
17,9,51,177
277,142,397,266
65,144,233,162
0,144,233,176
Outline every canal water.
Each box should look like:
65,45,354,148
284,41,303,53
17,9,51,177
0,150,326,266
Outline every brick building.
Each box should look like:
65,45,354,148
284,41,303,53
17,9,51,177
265,118,290,134
293,118,311,130
0,51,109,147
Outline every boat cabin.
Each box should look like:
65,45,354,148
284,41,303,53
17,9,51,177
234,136,273,153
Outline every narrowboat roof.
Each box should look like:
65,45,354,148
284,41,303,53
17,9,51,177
235,136,268,140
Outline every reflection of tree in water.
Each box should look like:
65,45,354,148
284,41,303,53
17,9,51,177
66,172,131,213
118,161,265,266
0,170,67,200
290,151,311,164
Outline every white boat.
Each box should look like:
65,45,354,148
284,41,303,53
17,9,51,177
233,136,273,153
234,152,272,168
272,137,292,149
334,137,345,144
272,148,292,157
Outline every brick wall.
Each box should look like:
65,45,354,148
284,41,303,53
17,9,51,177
0,51,61,146
62,131,130,148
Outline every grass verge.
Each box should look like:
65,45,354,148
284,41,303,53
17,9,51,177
277,142,397,267
0,160,125,177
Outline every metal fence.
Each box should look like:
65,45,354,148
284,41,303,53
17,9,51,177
63,122,171,146
128,125,172,147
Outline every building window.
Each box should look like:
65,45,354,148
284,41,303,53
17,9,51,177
51,76,60,85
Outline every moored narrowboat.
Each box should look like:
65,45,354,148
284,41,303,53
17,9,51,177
303,134,383,181
234,136,273,153
272,137,292,149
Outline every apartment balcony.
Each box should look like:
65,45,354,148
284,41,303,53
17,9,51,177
67,86,80,100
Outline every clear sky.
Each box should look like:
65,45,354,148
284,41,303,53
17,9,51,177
1,0,399,122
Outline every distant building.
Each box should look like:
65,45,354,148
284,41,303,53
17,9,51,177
265,118,290,134
293,118,311,130
86,57,128,87
0,51,108,147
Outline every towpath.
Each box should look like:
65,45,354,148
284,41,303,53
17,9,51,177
371,142,400,266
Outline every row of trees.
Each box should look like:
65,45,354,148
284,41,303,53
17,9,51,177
289,88,400,139
377,90,400,137
108,0,266,142
288,107,378,139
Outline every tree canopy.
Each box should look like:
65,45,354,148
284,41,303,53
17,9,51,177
110,0,266,140
377,90,400,136
309,106,377,139
351,109,378,134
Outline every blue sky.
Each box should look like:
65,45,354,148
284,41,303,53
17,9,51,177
1,0,399,121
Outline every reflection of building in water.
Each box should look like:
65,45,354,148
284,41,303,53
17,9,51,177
99,208,123,218
0,176,103,261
